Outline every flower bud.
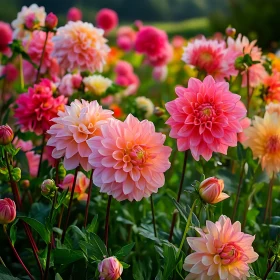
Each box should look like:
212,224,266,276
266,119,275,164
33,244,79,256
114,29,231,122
21,179,30,189
41,179,56,196
226,26,236,38
98,257,123,280
72,73,82,89
25,13,40,30
11,167,21,182
199,177,229,204
45,13,58,30
234,56,246,71
152,66,168,82
0,198,16,224
154,107,165,117
0,124,14,145
58,162,66,180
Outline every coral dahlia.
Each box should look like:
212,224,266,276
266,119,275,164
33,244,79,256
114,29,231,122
183,215,258,279
47,100,114,171
165,76,247,161
243,111,280,175
52,21,110,72
87,114,172,201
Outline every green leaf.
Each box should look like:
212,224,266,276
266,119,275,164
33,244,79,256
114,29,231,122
155,270,163,280
56,190,69,209
55,273,63,280
18,216,50,244
9,219,18,246
53,249,84,266
162,243,177,280
120,262,130,269
114,243,135,259
86,215,98,233
171,198,188,222
0,265,19,279
271,272,280,280
67,225,86,240
80,233,107,260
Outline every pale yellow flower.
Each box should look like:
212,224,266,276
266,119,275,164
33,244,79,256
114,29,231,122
83,75,112,96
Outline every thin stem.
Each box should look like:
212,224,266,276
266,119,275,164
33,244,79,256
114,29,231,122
232,161,246,220
19,54,24,90
36,31,49,83
84,169,94,228
168,151,188,242
246,69,251,116
3,225,34,280
264,173,275,223
104,195,112,248
177,199,197,258
61,166,79,243
55,159,60,185
44,189,57,280
262,257,277,280
37,133,46,177
150,195,157,237
0,256,6,267
57,205,64,229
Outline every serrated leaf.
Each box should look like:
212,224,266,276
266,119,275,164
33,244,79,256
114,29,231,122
114,243,135,259
18,216,50,244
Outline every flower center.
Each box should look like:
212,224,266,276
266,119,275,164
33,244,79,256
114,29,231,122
266,135,280,153
217,243,242,265
129,146,147,166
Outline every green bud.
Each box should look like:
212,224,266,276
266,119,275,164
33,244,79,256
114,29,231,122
58,162,66,180
11,167,21,182
41,179,57,196
234,56,246,71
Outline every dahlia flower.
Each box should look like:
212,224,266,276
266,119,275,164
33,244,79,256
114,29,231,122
87,114,172,201
52,21,110,72
96,8,118,33
60,171,90,201
2,63,18,83
116,26,136,52
47,99,114,171
165,76,247,161
266,103,280,115
184,215,258,279
114,61,133,76
58,73,82,96
14,79,67,135
83,75,112,96
264,70,280,103
135,96,154,118
227,34,268,87
12,4,46,39
67,7,82,22
135,26,168,57
152,66,168,82
24,31,59,77
0,21,12,55
243,111,280,174
182,36,237,81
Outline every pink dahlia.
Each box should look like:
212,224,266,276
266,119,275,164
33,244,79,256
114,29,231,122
182,36,237,81
184,215,258,279
165,76,247,161
114,60,133,76
47,99,114,171
87,114,172,201
14,79,67,135
24,31,59,77
58,73,82,96
227,34,268,87
60,171,90,201
2,63,18,83
0,21,12,55
96,8,118,33
135,26,168,57
116,26,136,52
52,21,110,72
67,7,82,22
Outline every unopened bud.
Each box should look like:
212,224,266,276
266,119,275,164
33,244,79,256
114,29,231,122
45,13,58,30
226,26,236,38
0,124,14,145
41,179,56,196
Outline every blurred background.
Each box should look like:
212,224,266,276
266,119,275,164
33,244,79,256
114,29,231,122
0,0,280,49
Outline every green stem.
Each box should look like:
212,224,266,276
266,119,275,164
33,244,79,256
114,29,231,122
246,69,251,116
169,151,188,242
264,173,275,224
177,199,197,258
104,195,112,248
37,133,46,177
61,166,79,243
19,54,24,90
84,169,94,228
150,195,157,237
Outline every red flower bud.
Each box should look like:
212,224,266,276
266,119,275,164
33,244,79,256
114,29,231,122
0,198,16,224
0,124,14,145
45,13,58,30
98,256,123,280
